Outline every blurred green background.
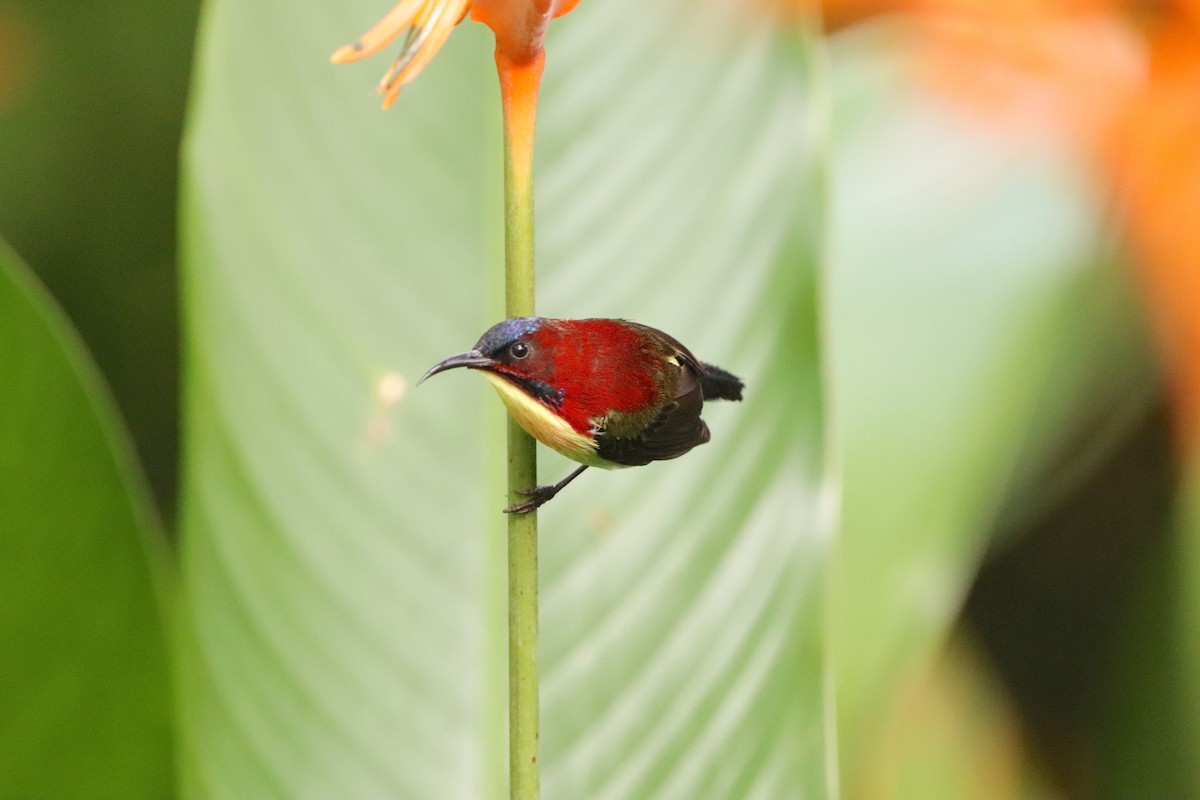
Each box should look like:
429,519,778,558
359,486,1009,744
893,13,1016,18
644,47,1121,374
1,0,1194,798
0,0,197,516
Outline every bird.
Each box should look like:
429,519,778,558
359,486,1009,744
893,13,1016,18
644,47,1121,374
418,317,744,514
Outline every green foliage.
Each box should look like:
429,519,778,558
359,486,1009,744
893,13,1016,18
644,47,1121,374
1,0,1197,797
0,0,198,514
825,24,1155,774
180,1,824,797
0,241,173,798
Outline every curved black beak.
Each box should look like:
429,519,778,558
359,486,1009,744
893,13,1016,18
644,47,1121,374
417,349,494,386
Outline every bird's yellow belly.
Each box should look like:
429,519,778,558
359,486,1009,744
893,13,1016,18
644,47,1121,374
481,372,620,469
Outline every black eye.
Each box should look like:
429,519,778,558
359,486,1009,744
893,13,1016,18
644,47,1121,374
509,341,530,359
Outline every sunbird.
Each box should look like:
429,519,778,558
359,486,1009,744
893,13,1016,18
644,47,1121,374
419,317,744,514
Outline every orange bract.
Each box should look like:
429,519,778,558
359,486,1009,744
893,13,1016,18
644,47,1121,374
470,0,578,64
1105,20,1200,450
911,4,1142,141
332,0,578,108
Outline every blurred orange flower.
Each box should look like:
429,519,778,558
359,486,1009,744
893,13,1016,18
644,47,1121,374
1105,14,1200,447
818,0,1200,452
333,0,579,107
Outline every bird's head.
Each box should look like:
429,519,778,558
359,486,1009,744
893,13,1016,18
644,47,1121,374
418,317,566,407
420,316,678,441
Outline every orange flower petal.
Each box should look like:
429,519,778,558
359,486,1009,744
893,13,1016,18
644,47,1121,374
378,0,471,107
1106,24,1200,451
911,5,1143,140
331,0,428,63
334,0,574,107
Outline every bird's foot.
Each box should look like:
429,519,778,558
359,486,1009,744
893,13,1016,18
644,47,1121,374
504,484,560,515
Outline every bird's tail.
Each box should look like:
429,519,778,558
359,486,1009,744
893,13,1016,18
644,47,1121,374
699,363,744,402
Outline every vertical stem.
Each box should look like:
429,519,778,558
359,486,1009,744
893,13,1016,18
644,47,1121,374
497,50,545,800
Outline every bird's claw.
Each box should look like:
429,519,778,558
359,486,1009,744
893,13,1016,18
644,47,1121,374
504,484,558,515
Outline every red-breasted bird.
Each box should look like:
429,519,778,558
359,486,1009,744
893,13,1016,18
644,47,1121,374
419,317,744,514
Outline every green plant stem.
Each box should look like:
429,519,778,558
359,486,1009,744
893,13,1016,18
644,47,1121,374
497,50,545,800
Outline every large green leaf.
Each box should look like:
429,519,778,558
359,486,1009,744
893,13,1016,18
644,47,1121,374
180,1,826,797
0,0,198,513
0,240,173,797
825,22,1154,774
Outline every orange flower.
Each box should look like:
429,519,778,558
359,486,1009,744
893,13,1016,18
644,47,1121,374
332,0,579,108
1105,15,1200,449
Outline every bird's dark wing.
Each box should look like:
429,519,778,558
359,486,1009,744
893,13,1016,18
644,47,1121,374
596,361,710,467
617,320,744,403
